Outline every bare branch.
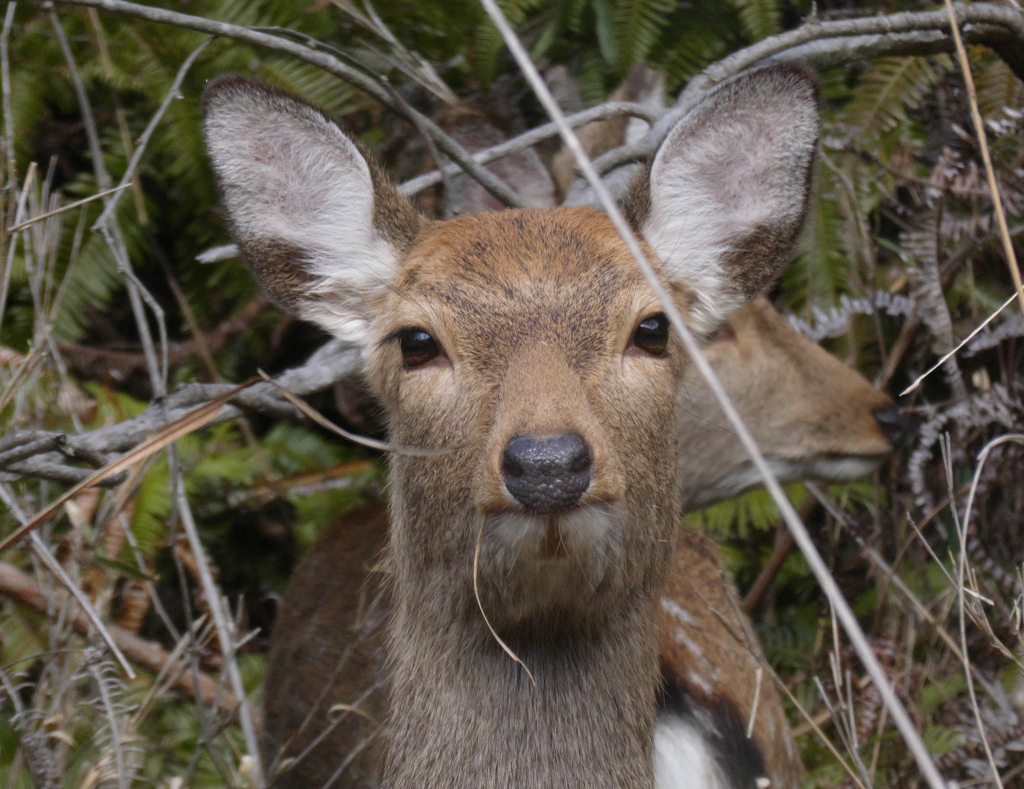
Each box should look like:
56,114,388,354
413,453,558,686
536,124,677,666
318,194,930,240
681,3,1024,101
49,6,169,396
0,341,361,482
0,561,235,711
400,101,663,196
1,2,18,195
93,39,211,230
54,0,527,209
169,454,264,787
0,481,136,677
565,2,1024,206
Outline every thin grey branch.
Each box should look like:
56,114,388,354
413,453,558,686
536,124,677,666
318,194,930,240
55,0,527,209
400,100,663,196
682,2,1024,101
1,2,17,194
0,483,136,678
0,341,362,483
565,2,1024,207
93,39,211,229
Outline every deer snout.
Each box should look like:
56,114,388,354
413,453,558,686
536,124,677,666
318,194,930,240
501,433,593,513
872,406,911,446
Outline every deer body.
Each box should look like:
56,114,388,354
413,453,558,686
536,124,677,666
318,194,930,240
204,66,821,788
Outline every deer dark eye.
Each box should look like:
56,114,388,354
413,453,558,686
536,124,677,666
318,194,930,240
632,313,669,357
398,328,440,369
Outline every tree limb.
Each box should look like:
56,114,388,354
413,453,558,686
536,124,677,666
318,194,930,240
0,341,362,484
55,0,527,208
565,2,1024,206
681,3,1024,100
0,560,236,712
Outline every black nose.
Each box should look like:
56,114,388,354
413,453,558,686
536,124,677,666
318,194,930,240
501,433,593,513
873,406,911,446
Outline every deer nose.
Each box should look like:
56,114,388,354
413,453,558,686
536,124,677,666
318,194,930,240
873,406,911,446
501,433,593,513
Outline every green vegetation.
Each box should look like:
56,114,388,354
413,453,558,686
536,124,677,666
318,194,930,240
1,1,1022,786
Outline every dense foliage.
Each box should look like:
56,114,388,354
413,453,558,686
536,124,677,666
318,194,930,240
1,0,1022,786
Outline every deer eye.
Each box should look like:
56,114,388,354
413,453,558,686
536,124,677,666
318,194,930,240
398,328,441,369
631,313,669,357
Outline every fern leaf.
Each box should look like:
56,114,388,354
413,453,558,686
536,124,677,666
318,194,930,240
722,0,780,41
613,0,674,73
838,57,941,145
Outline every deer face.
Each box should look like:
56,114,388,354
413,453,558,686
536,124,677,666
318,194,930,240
202,65,820,630
365,207,685,624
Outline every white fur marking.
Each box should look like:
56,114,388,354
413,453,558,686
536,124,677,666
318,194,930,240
654,713,728,789
205,86,399,345
661,597,696,625
691,454,882,507
686,669,714,696
487,506,616,590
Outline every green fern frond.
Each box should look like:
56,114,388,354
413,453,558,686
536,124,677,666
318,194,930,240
257,58,364,117
787,180,849,310
575,50,609,106
654,2,741,92
693,483,809,539
838,56,942,145
612,0,674,73
973,56,1024,126
722,0,780,41
131,455,172,557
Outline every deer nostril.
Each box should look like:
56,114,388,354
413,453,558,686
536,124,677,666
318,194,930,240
873,406,911,446
501,433,593,513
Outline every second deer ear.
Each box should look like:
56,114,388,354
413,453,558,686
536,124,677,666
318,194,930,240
630,64,820,335
202,76,420,346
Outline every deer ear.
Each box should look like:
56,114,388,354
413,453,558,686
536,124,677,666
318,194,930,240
202,76,420,346
629,65,819,335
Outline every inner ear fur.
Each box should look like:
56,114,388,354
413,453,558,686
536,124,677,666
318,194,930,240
202,75,421,345
627,64,820,335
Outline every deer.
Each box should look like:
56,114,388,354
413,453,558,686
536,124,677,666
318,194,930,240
261,295,900,789
203,63,822,788
257,69,905,789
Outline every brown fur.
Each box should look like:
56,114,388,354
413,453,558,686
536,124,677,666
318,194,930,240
679,297,894,507
262,298,896,788
369,208,681,789
551,64,664,202
658,527,798,788
263,503,389,787
204,67,823,789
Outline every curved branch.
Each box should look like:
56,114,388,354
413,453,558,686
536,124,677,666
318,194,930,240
0,341,363,483
681,3,1024,101
55,0,527,208
400,101,664,196
564,2,1024,207
0,560,236,711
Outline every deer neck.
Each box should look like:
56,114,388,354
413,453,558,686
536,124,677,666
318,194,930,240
381,509,663,789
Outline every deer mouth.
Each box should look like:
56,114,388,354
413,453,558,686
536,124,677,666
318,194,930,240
690,452,887,508
477,503,623,618
485,504,618,568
